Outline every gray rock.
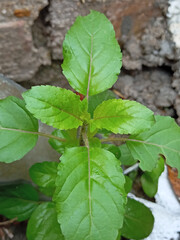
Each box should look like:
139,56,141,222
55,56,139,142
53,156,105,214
48,0,105,60
48,0,83,59
0,74,25,98
175,97,180,123
113,69,176,116
0,0,48,24
156,86,176,107
0,75,60,182
172,78,180,94
0,0,51,82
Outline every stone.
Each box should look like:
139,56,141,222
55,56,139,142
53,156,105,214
48,0,163,60
0,74,24,98
0,20,47,82
0,0,48,24
105,0,162,40
113,69,176,116
122,55,142,70
106,0,176,71
175,97,180,124
0,20,51,82
0,0,51,82
114,75,134,97
172,78,180,94
48,0,102,59
0,75,60,182
26,61,72,89
156,86,176,107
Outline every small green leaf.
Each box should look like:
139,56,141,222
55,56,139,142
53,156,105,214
27,202,64,240
122,198,154,240
119,144,137,166
0,96,38,163
141,156,164,197
49,129,79,154
124,176,133,194
127,115,180,175
62,11,122,96
88,137,101,147
102,144,121,159
53,147,126,240
88,90,116,117
29,161,58,197
22,86,90,130
91,99,155,134
0,183,39,221
98,128,112,137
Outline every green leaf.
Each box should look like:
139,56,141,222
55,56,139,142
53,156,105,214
53,147,126,240
49,129,79,154
98,128,112,137
88,90,116,117
0,96,38,163
141,156,164,197
127,115,180,175
27,202,64,240
88,137,101,147
29,161,58,197
22,86,90,130
91,99,155,134
119,144,137,166
124,176,133,194
102,144,121,159
122,198,154,240
62,10,122,96
0,183,39,221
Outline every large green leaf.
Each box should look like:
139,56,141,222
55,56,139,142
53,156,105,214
141,156,164,197
121,198,154,240
62,11,122,96
88,90,116,117
0,96,38,163
91,99,155,134
53,147,126,240
49,129,79,154
27,202,64,240
22,86,90,130
0,183,39,221
127,115,180,175
29,161,58,197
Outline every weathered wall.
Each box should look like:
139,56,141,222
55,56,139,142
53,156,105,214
0,0,180,118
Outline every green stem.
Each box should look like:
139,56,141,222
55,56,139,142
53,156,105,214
100,137,128,143
81,125,92,222
100,137,180,154
0,126,66,142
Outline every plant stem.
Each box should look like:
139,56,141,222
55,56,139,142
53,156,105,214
0,127,66,142
81,125,92,221
0,218,17,226
86,35,94,102
37,131,66,142
100,136,179,153
100,137,128,143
